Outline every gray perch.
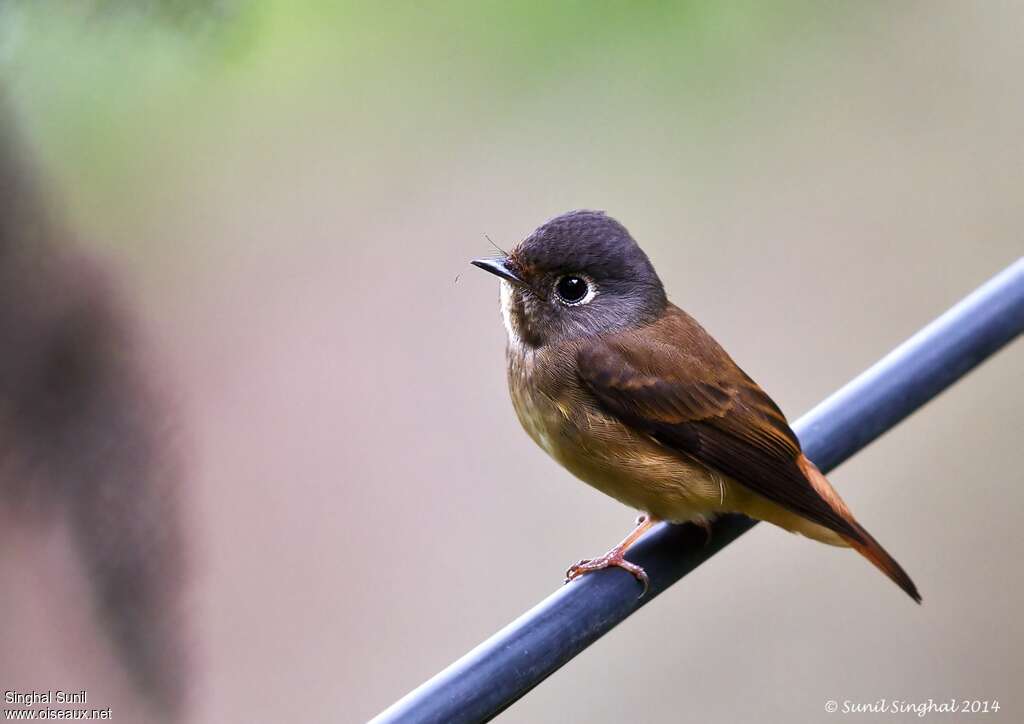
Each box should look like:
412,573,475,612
372,258,1024,724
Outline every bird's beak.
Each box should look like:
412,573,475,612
471,257,524,285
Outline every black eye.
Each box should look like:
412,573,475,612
555,275,590,304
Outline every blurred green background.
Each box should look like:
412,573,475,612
2,2,1021,722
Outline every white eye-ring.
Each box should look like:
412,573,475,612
554,274,597,306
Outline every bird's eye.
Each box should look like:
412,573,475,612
554,275,591,305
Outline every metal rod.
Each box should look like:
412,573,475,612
372,258,1024,724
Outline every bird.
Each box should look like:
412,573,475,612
472,209,920,603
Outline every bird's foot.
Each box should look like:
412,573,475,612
564,551,650,596
563,514,658,596
693,516,713,546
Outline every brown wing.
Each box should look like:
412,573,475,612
576,305,864,544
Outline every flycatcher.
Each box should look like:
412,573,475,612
472,210,920,602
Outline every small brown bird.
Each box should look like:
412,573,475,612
473,210,920,602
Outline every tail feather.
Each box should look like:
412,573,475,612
842,522,921,603
796,454,921,603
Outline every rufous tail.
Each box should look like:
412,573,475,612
842,522,921,603
797,455,921,603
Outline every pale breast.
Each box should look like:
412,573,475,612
506,340,732,523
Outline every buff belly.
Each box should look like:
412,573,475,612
508,357,847,547
509,372,733,523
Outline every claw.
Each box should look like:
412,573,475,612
564,552,650,597
562,514,658,598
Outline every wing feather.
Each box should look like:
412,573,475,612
576,309,864,543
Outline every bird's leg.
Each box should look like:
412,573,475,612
565,515,660,595
692,516,713,546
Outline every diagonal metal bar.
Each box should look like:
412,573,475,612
372,258,1024,724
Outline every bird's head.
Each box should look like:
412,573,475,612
473,210,667,348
